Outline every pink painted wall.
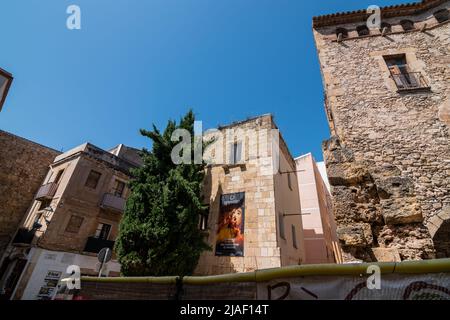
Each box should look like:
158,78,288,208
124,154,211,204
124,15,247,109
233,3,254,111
295,153,342,264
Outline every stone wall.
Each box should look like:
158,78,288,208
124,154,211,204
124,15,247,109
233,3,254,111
314,3,450,261
0,130,60,258
195,115,304,274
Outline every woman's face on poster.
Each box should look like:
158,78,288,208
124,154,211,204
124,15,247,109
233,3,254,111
231,208,242,227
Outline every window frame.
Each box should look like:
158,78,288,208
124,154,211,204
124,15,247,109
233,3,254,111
278,212,286,240
65,215,84,234
85,170,102,189
94,223,111,240
291,225,298,249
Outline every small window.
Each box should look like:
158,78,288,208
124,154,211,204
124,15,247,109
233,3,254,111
384,54,428,90
112,180,125,197
287,172,293,191
85,170,101,189
53,169,64,185
400,20,415,31
278,212,285,240
356,25,370,36
199,213,209,231
38,199,52,211
95,223,111,240
229,141,242,164
380,22,392,34
291,225,298,249
335,27,348,39
65,216,84,234
434,9,449,23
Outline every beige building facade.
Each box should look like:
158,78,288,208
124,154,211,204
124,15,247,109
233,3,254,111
313,0,450,262
0,142,141,300
295,153,342,264
0,131,60,267
195,114,306,274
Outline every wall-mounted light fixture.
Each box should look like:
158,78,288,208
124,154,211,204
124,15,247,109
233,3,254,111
0,68,13,112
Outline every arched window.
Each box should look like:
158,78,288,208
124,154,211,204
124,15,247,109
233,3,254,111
356,25,370,36
400,20,415,31
335,27,349,40
380,22,392,34
433,9,449,23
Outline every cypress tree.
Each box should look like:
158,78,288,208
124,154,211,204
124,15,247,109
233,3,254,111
115,110,211,276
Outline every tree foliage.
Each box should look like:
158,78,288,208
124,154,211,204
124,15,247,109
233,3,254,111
115,110,211,276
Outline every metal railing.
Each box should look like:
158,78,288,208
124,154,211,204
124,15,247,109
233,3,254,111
100,193,126,213
83,237,115,254
12,228,35,244
391,72,430,91
35,182,58,200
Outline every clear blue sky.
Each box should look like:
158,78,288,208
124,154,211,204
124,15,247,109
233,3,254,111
0,0,412,161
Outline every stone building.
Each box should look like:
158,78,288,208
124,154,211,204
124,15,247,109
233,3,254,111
195,114,306,274
0,130,60,263
0,67,13,112
0,142,141,300
313,0,450,262
295,153,342,264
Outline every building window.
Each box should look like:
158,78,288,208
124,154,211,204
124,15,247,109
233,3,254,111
433,9,449,23
400,20,415,31
199,213,209,231
278,212,285,240
291,225,298,249
85,170,101,189
287,172,293,191
94,223,111,240
335,27,348,40
384,55,429,91
65,215,84,234
38,199,52,211
112,180,125,197
380,22,392,34
356,25,370,36
53,169,64,185
230,141,242,164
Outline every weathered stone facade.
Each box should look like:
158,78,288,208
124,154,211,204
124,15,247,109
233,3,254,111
0,130,60,259
313,1,450,261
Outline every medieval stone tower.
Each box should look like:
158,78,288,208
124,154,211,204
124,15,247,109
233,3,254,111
313,0,449,262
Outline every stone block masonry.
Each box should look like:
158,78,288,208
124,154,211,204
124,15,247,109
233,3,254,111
0,130,60,258
314,1,450,261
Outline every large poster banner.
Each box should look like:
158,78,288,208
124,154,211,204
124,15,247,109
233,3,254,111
215,192,245,257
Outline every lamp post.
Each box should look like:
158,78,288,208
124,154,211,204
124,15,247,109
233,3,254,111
0,68,13,112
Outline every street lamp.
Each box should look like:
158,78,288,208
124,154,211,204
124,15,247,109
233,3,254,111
0,68,13,112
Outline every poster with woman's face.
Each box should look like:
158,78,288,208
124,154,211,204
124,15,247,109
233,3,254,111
215,192,245,256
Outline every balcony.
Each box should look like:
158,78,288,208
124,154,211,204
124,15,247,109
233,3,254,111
391,72,431,92
83,237,115,254
12,228,35,245
35,182,58,201
100,193,126,213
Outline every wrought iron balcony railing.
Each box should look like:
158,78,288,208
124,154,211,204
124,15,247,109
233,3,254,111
35,182,58,201
83,237,115,254
391,72,430,92
12,228,35,245
100,193,126,213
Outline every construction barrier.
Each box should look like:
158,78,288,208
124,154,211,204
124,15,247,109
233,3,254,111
73,258,450,300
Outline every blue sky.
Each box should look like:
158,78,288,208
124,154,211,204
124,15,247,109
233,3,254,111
0,0,412,161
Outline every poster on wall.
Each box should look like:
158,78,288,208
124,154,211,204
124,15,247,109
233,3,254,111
215,192,245,256
37,270,62,300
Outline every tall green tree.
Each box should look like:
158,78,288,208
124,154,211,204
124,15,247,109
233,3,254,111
115,110,211,276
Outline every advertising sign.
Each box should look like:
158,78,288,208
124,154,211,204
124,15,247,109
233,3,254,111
215,192,245,256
